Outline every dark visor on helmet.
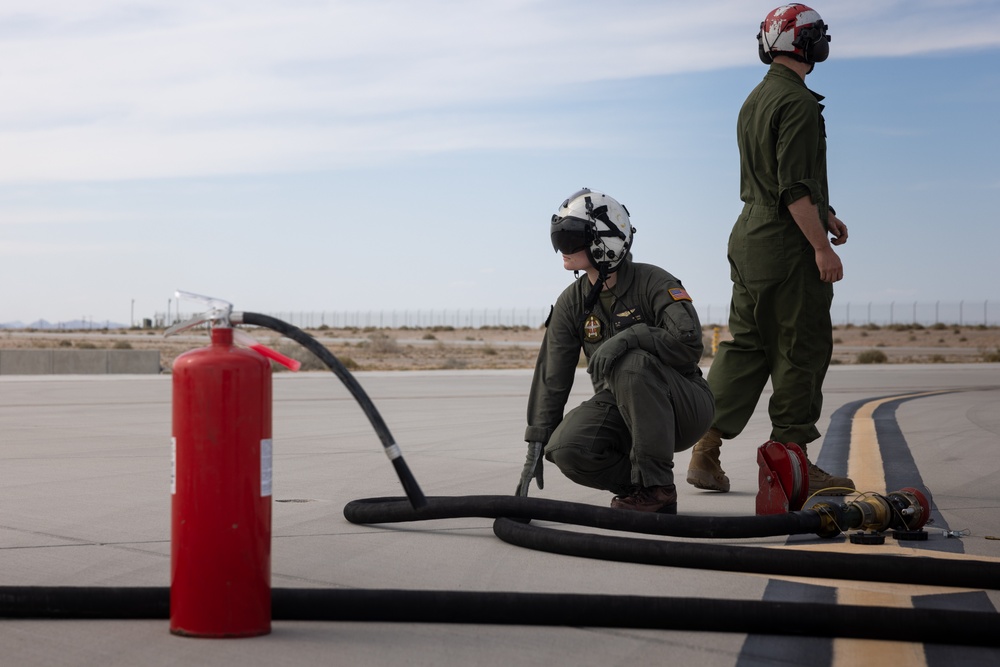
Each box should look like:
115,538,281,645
551,215,592,254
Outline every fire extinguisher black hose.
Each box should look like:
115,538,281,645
343,496,1000,591
2,586,999,646
232,312,426,509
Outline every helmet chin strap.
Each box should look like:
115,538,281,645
581,263,609,317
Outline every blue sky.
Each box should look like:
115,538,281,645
2,1,999,325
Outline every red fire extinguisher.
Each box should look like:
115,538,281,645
170,324,273,637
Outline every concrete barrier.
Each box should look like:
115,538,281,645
107,350,161,374
53,349,107,374
0,350,54,375
0,349,161,375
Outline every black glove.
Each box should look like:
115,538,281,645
515,441,545,496
587,333,632,383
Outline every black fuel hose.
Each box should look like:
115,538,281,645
343,496,1000,590
494,516,1000,589
233,311,426,508
2,586,999,647
343,495,824,539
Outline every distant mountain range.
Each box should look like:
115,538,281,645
0,320,129,330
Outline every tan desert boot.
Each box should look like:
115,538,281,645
800,444,855,496
686,427,730,492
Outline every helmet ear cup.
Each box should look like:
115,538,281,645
808,26,830,62
792,20,830,64
757,24,773,64
810,38,829,63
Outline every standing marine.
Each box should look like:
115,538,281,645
686,4,855,496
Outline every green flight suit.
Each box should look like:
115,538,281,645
525,258,714,493
708,62,835,446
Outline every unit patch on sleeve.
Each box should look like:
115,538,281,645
583,315,603,342
668,287,692,302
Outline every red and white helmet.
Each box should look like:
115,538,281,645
757,4,830,65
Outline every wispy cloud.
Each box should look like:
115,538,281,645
0,238,139,256
1,1,998,182
0,208,134,225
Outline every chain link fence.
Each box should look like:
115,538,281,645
150,300,999,330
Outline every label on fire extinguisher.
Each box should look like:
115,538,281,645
171,437,176,494
261,438,273,497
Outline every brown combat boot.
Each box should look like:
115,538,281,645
610,485,677,514
800,444,855,496
686,427,730,492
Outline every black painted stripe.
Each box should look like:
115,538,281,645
739,390,999,665
737,580,834,667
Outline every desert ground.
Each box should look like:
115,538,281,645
3,322,999,373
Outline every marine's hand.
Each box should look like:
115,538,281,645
587,333,631,382
815,245,844,283
829,213,848,246
515,441,545,496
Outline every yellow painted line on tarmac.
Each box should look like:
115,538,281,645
778,540,1000,563
833,391,948,666
846,391,947,494
749,391,956,663
845,395,891,494
835,586,924,665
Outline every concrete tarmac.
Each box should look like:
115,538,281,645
2,363,999,666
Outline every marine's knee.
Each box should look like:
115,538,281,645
607,349,658,385
546,443,586,472
617,348,657,371
547,437,624,477
546,442,628,493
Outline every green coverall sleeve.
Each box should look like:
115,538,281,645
524,297,581,443
620,276,704,368
775,95,825,209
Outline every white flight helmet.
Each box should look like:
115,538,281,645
550,188,634,274
757,4,830,66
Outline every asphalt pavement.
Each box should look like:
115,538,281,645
2,363,999,666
